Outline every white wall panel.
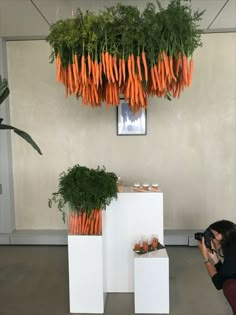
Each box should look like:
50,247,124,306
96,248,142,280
6,33,236,230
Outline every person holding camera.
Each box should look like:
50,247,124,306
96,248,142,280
197,220,236,315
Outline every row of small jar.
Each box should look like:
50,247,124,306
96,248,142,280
116,176,159,190
133,183,159,191
133,234,159,251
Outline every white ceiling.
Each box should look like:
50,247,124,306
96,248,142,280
0,0,235,39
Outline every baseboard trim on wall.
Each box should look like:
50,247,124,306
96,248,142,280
0,229,199,246
0,230,67,245
188,236,198,247
0,234,10,244
164,229,198,246
11,230,68,245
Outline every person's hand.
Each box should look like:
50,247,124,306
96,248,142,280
212,238,221,251
208,241,219,264
198,238,220,264
198,237,209,260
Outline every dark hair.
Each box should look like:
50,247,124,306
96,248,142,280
208,220,236,248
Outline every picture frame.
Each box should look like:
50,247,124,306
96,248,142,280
117,99,147,136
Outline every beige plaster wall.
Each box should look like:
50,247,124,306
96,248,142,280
6,33,236,230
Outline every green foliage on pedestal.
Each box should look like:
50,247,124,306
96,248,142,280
48,164,118,222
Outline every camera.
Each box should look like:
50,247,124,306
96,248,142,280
194,228,214,249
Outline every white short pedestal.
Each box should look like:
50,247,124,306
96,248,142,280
134,248,169,314
68,235,106,313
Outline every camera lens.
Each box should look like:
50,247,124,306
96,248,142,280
194,232,203,241
194,229,213,249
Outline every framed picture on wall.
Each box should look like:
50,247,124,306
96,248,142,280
117,99,147,136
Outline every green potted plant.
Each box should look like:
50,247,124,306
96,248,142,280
49,164,118,235
0,75,42,155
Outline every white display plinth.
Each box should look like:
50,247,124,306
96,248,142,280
134,248,169,314
68,235,106,313
104,190,164,292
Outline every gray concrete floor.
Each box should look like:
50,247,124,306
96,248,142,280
0,246,232,315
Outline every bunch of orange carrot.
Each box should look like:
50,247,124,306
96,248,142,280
55,49,194,112
147,51,194,99
69,208,102,235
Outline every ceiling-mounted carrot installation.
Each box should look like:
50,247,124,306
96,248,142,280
46,0,205,112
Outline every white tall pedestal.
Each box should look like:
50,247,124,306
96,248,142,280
134,248,169,314
68,235,106,313
104,191,163,292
